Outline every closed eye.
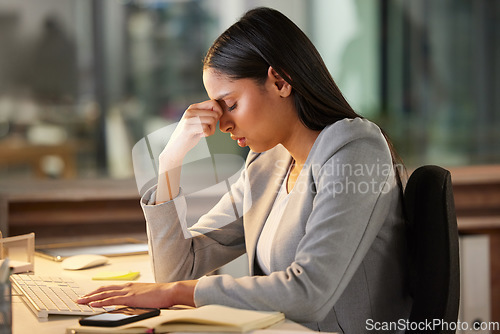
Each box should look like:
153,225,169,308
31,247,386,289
228,103,237,112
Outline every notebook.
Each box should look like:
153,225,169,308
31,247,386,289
66,304,285,333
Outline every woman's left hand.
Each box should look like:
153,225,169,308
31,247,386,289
76,281,198,309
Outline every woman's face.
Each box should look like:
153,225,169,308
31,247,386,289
202,68,294,153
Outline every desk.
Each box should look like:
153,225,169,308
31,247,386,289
12,254,312,334
12,254,152,334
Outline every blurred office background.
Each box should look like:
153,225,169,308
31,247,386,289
0,1,498,331
0,0,498,180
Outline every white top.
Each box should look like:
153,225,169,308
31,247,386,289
256,166,292,275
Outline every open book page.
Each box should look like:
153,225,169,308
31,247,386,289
66,305,285,334
252,331,337,334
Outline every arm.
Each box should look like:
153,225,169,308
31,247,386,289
144,99,249,280
77,280,198,309
144,166,248,283
156,101,222,203
78,100,244,308
79,173,248,308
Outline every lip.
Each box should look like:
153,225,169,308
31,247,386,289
231,135,242,140
231,135,247,147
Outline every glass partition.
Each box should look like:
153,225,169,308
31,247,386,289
0,0,498,182
380,0,500,167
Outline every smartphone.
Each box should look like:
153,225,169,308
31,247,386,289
79,307,160,327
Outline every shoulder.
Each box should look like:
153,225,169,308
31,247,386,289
319,117,386,149
309,117,391,165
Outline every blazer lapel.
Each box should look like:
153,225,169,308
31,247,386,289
243,146,292,275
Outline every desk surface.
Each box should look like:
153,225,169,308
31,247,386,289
12,254,312,334
12,254,153,334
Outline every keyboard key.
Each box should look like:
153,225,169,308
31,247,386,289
31,286,59,312
50,287,82,312
10,274,106,318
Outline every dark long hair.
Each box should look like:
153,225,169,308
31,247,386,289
204,7,405,184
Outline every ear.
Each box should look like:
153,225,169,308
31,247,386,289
267,66,292,98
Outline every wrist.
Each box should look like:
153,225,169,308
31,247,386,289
158,155,183,175
171,280,197,307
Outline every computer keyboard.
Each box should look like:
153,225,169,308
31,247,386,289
10,274,108,318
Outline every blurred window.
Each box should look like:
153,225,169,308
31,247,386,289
0,0,498,181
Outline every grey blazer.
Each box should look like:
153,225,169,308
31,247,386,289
141,118,412,333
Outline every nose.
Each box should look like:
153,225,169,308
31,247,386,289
219,112,234,133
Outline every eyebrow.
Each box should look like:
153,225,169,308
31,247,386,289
215,92,232,102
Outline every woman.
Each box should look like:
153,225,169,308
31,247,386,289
78,7,412,333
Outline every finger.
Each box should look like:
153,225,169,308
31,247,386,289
187,120,216,137
81,284,127,298
184,115,218,124
186,101,223,117
184,109,222,120
88,295,131,308
77,289,128,305
187,121,217,136
183,116,218,138
201,123,216,137
188,100,222,111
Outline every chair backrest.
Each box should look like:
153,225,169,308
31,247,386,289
404,165,460,334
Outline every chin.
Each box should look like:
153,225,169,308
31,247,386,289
248,143,278,153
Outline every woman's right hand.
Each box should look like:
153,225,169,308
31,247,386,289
160,100,223,167
156,100,222,203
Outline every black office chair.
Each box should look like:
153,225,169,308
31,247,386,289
404,165,460,334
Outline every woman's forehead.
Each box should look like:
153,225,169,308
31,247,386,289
203,68,233,83
203,69,248,100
